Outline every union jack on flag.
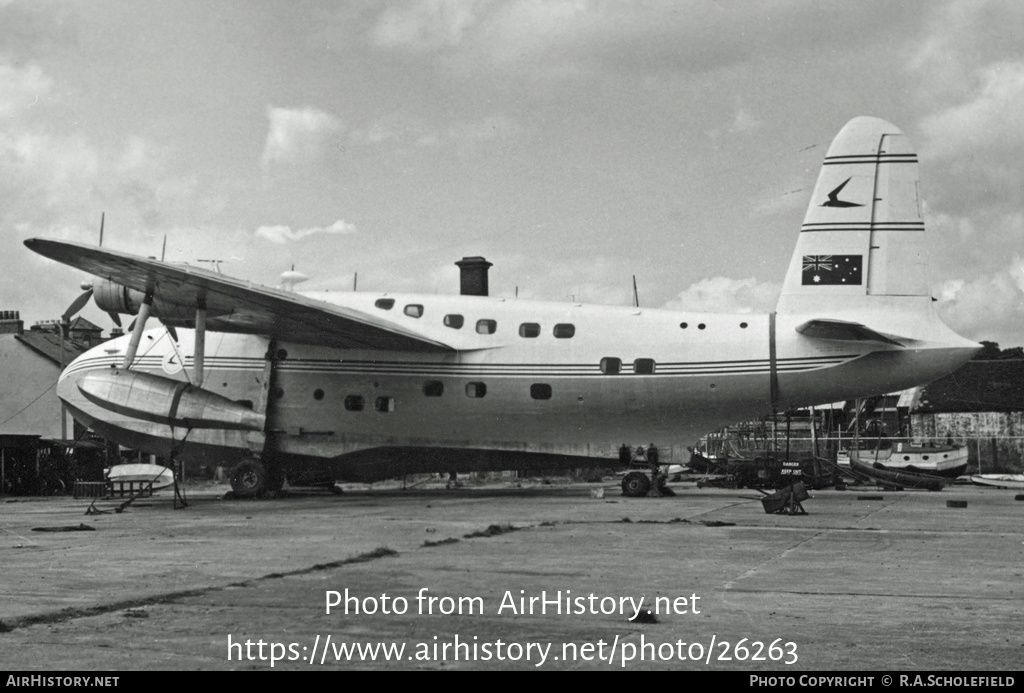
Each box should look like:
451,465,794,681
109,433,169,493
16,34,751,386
803,256,834,273
801,254,862,285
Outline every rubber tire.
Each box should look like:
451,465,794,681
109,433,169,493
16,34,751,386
230,460,268,498
622,471,651,498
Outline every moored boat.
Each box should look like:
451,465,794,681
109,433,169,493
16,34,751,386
969,474,1024,490
847,456,947,491
843,440,968,479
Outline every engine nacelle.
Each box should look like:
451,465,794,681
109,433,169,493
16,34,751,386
92,278,145,316
91,278,203,321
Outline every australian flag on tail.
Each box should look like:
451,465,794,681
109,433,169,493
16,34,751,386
801,255,863,286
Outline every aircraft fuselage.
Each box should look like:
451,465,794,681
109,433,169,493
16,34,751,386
59,291,976,481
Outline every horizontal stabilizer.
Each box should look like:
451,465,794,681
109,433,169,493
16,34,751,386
795,319,905,347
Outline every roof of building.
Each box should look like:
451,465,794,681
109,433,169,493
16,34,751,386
68,316,103,333
14,330,92,366
915,360,1024,413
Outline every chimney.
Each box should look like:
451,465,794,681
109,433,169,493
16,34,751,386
0,310,24,335
455,256,492,296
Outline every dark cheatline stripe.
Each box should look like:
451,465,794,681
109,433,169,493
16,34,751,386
823,154,917,165
801,222,925,233
66,352,858,380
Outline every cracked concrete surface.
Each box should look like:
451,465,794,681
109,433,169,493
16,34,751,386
1,480,1021,670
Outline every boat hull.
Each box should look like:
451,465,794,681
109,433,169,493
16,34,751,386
845,441,968,478
970,474,1024,490
848,456,946,491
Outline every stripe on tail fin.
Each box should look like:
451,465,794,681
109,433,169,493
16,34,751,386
777,116,929,315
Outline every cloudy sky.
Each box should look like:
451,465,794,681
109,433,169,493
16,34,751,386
2,0,1022,348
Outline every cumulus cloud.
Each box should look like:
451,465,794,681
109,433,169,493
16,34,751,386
349,113,517,150
0,62,52,118
261,106,343,168
936,257,1024,346
370,0,484,51
0,60,209,236
255,219,357,244
362,0,703,79
919,61,1024,159
908,0,1024,105
347,0,923,84
663,276,781,314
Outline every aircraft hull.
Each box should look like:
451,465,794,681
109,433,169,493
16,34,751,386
36,116,983,485
56,313,977,480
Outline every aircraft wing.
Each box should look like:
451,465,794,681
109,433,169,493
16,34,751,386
795,318,905,347
25,238,455,353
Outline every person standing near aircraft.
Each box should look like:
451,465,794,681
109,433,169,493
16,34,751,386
647,443,670,496
619,443,631,467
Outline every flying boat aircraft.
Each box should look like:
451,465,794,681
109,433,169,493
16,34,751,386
25,117,979,497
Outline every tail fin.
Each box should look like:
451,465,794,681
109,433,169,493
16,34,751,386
776,116,928,315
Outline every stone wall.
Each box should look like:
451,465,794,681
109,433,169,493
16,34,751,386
911,412,1024,473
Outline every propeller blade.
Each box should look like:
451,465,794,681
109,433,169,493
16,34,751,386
107,312,122,328
123,293,152,369
62,288,94,324
127,318,136,333
160,320,178,342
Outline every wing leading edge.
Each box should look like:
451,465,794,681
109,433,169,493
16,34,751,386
25,238,455,353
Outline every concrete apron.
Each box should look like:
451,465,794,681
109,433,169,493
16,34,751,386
0,481,1020,670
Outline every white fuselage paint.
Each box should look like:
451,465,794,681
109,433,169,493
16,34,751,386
58,290,977,479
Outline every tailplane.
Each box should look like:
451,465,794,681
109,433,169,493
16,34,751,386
776,116,928,316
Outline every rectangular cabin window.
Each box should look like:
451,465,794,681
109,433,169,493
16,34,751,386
423,380,444,397
476,319,497,335
444,314,464,329
404,304,424,318
553,323,575,338
375,298,395,310
375,396,395,413
530,383,552,400
519,323,541,338
465,382,487,398
634,358,656,375
344,395,365,411
600,357,621,374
